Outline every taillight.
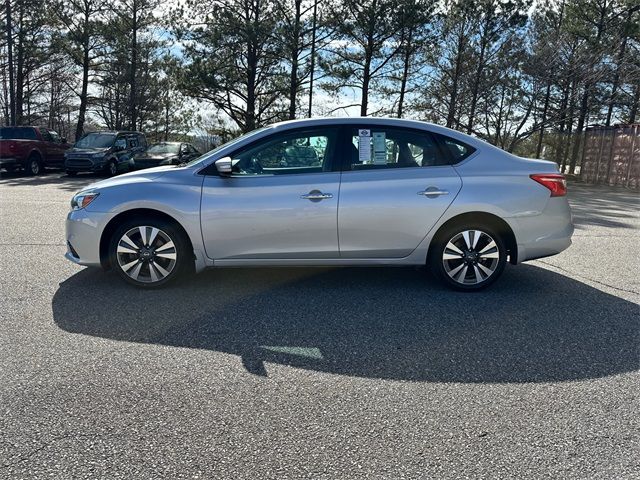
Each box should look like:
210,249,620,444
530,173,567,197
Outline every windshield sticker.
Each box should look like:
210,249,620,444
373,132,386,164
358,129,371,163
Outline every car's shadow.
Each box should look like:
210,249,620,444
0,170,104,192
52,264,639,383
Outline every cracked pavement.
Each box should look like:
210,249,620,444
0,172,638,479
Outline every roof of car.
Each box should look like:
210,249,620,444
266,117,498,153
85,130,142,135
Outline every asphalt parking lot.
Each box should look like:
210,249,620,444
0,171,638,479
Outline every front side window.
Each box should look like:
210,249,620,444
40,130,53,142
50,131,62,143
114,137,127,150
230,129,336,176
347,127,449,170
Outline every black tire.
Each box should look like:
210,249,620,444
106,160,118,177
24,154,42,176
429,223,507,291
108,217,191,288
66,171,77,177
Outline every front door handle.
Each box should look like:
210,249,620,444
301,190,333,202
418,187,449,198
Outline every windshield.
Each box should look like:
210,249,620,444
146,143,180,154
75,133,116,149
182,126,270,168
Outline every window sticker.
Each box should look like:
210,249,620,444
372,132,386,164
358,129,371,163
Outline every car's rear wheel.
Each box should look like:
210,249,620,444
25,154,42,176
108,218,189,288
429,224,507,291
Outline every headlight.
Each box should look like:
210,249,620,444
71,192,99,210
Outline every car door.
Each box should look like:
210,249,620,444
200,127,340,260
39,129,63,165
337,125,463,258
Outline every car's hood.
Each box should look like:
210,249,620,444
83,165,178,191
67,147,110,155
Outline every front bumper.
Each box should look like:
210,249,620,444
65,158,105,172
65,209,113,267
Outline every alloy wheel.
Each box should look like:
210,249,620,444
116,226,177,283
442,230,500,285
30,159,40,175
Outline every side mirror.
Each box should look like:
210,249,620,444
215,157,234,175
61,137,67,144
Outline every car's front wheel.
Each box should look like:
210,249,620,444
430,224,507,291
109,218,190,288
106,160,118,177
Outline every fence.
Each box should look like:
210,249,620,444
580,124,640,188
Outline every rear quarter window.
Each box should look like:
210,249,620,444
0,127,38,140
436,135,476,163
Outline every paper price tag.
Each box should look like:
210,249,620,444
358,129,371,163
372,132,386,164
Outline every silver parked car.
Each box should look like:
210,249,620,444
65,118,573,291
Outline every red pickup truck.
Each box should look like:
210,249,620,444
0,126,72,175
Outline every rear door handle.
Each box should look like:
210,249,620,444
301,190,333,201
418,187,449,198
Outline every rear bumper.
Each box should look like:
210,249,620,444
510,197,574,263
65,209,113,267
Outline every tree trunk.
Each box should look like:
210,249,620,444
15,4,24,124
287,0,302,120
397,28,413,119
466,36,487,134
307,0,317,118
605,9,631,126
446,26,466,129
76,40,90,140
129,0,138,130
5,0,15,125
569,84,589,174
245,41,257,132
361,48,372,116
535,83,551,158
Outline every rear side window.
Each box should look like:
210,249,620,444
437,135,476,163
0,127,38,140
347,127,449,170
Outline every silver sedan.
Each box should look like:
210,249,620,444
65,118,573,290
